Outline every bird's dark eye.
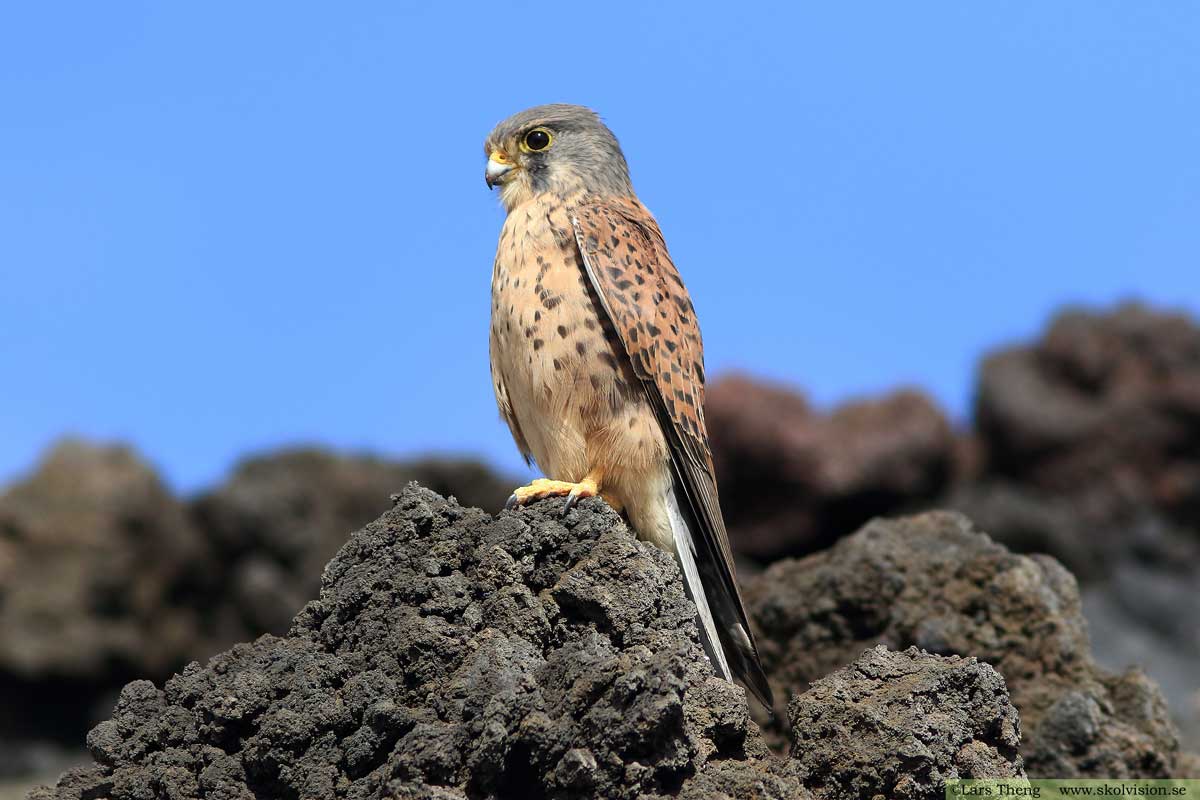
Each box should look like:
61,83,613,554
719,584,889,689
523,128,552,152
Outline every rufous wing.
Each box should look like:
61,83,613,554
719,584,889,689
570,196,773,708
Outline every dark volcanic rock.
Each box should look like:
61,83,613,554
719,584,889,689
975,303,1200,519
13,301,1200,789
0,441,206,776
746,511,1191,778
33,488,1027,800
963,302,1200,577
0,441,203,680
707,303,1200,579
36,486,783,800
707,375,955,560
707,304,1200,750
189,448,513,643
0,442,513,781
960,303,1200,747
790,646,1023,800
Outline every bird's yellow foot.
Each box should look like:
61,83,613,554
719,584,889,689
505,476,599,516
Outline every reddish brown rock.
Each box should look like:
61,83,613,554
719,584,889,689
708,374,956,560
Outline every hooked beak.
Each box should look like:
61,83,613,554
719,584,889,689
485,151,515,189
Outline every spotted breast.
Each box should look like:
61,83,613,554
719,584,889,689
488,194,670,524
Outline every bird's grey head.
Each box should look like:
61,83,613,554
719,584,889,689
484,104,633,212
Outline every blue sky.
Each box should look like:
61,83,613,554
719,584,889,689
2,3,1197,491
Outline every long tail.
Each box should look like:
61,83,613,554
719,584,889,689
665,486,732,680
665,482,773,709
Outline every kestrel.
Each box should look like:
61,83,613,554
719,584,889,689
484,104,772,709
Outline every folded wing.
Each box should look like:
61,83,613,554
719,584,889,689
570,197,773,709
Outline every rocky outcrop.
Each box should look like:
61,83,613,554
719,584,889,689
746,511,1191,778
0,442,513,780
790,645,1023,799
708,303,1200,574
32,488,1027,800
975,303,1200,518
959,302,1200,578
960,303,1200,750
0,441,203,681
0,442,207,781
188,448,513,647
708,303,1200,750
8,301,1200,791
707,375,956,560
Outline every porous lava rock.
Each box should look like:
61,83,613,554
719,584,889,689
189,448,513,645
746,511,1192,778
789,645,1023,800
31,487,1027,800
0,442,513,781
707,304,1200,750
0,441,207,779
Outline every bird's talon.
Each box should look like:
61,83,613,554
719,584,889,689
504,477,600,512
561,482,598,516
